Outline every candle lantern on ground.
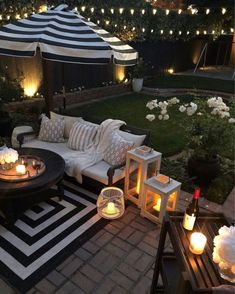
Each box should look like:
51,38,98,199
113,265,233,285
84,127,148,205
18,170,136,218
97,187,125,219
125,148,161,207
141,175,181,223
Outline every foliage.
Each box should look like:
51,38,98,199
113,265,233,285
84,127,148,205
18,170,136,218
131,58,149,79
0,67,24,104
146,96,235,160
0,0,233,42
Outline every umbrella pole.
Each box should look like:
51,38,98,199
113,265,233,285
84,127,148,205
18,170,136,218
42,59,54,117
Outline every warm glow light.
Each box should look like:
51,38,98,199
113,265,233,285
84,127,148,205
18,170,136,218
190,232,207,255
132,27,135,31
141,9,145,15
212,30,215,34
179,31,182,35
222,8,226,14
196,30,200,35
23,82,39,97
151,29,154,33
130,9,134,15
187,31,190,35
105,202,117,215
166,9,169,15
221,29,224,34
87,18,90,21
24,13,28,18
178,9,182,14
0,15,2,20
90,7,94,13
16,164,26,174
204,30,207,35
153,198,161,212
160,30,164,34
231,28,234,33
169,30,173,35
153,9,157,15
142,28,145,33
123,25,126,29
39,5,47,13
136,169,141,194
15,14,21,19
101,8,105,14
206,9,210,14
81,6,86,12
97,20,100,24
110,8,114,14
105,20,110,25
167,68,174,74
119,8,124,14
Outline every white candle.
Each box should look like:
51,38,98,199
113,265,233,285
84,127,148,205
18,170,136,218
16,164,26,174
105,202,117,215
190,232,207,255
153,198,161,211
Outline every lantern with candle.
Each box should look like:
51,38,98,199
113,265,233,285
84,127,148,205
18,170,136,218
125,148,161,208
140,175,181,223
97,187,125,219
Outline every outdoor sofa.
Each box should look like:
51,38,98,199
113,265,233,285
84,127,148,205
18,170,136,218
15,112,150,188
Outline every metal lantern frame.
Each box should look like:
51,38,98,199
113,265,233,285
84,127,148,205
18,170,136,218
124,149,162,207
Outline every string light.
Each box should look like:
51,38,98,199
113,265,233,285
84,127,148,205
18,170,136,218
81,6,86,12
178,9,182,14
212,30,215,34
97,20,100,24
142,28,145,32
7,15,10,20
119,8,124,14
0,15,3,20
151,29,154,33
24,13,28,18
160,30,164,34
222,8,226,14
206,9,210,15
166,9,169,15
221,29,224,34
196,30,200,35
114,24,117,27
87,17,90,21
169,30,173,35
141,9,145,15
105,20,110,25
15,14,21,19
187,31,190,35
123,25,126,29
130,9,134,15
110,8,114,14
231,28,234,33
203,30,207,35
132,27,135,31
101,8,104,14
179,31,182,35
90,7,94,13
153,9,157,15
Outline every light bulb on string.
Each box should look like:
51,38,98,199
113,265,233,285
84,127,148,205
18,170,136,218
160,30,163,34
206,9,210,15
90,7,94,13
130,9,134,15
142,9,145,15
153,9,157,15
166,9,169,15
178,9,182,14
222,8,226,14
119,8,124,14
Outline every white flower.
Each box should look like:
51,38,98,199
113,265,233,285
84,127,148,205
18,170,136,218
163,114,169,120
0,147,18,164
161,109,167,115
146,101,155,110
197,112,203,116
146,114,156,121
168,97,180,105
179,105,186,112
158,115,163,120
220,111,230,119
228,118,235,124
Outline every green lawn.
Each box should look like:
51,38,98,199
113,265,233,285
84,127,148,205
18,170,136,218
144,74,234,93
65,93,193,156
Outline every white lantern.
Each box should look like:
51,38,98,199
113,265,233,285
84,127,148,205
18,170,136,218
140,175,181,223
97,187,125,219
125,148,161,207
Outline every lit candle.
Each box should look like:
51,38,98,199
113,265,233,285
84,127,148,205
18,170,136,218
189,232,207,255
153,198,161,211
105,202,117,215
16,164,26,174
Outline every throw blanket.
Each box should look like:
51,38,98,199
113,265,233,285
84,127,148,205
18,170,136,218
64,119,125,183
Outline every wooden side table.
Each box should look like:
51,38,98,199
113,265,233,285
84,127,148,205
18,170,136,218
150,212,232,294
124,149,161,207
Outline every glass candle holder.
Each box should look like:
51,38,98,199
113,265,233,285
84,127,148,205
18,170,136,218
97,187,125,220
189,232,207,255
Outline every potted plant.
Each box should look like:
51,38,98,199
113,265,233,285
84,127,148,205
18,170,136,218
145,96,235,186
131,58,147,93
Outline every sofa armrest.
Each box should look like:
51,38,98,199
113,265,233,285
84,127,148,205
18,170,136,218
17,131,37,148
107,162,126,186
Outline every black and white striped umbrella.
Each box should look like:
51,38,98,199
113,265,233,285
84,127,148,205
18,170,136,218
0,4,138,65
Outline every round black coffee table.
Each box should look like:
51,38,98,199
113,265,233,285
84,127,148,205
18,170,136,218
0,148,65,225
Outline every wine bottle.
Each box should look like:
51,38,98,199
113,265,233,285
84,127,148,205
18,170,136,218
183,188,200,230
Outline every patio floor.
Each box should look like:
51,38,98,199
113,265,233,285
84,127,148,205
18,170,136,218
0,188,227,294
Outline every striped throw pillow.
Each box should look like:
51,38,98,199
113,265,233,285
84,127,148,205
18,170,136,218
67,121,98,151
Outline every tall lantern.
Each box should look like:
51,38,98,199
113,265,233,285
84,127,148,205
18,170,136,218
125,148,162,207
140,175,181,223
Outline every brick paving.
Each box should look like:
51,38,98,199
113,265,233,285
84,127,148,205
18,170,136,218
0,190,232,294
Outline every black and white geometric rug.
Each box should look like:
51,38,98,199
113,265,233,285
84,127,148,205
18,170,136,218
0,180,106,293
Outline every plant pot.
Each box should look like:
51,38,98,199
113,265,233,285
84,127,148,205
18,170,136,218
187,155,221,186
132,78,143,93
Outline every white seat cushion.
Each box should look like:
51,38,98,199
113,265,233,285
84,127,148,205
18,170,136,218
118,130,146,147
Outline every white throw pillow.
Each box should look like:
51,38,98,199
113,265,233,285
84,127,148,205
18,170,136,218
104,132,134,166
38,115,65,143
67,121,98,151
118,130,146,147
50,111,80,138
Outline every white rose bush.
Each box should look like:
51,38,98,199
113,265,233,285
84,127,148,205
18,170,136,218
146,96,235,160
212,225,235,282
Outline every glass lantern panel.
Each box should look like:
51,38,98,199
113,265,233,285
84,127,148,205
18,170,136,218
167,191,177,211
145,190,161,217
128,159,141,198
147,161,157,179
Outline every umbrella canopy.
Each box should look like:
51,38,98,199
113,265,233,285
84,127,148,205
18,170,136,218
0,4,138,112
0,4,138,65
